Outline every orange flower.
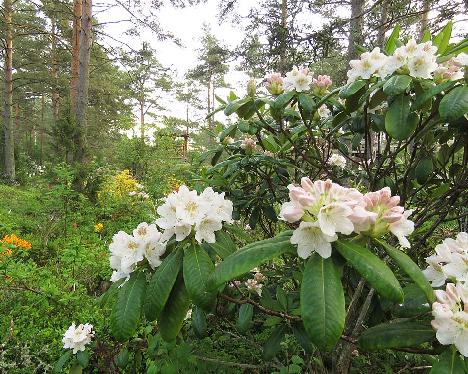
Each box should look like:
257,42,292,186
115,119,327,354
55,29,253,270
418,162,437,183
1,234,32,250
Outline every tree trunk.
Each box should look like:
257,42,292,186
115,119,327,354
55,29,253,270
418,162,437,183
3,0,15,180
279,0,288,73
51,17,59,122
140,98,145,140
207,77,211,128
73,0,92,178
70,0,82,115
347,0,365,62
419,0,430,40
376,0,388,48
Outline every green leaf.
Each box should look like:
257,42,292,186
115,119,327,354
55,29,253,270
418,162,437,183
191,306,207,337
359,321,434,350
76,351,89,368
114,348,129,369
224,97,252,116
300,255,345,350
335,240,403,303
340,80,367,98
69,364,82,374
393,284,431,317
291,322,313,353
206,231,237,259
385,95,417,140
413,80,455,110
111,272,147,341
144,249,183,321
209,233,294,290
430,347,466,374
383,75,412,96
263,325,287,360
236,304,254,332
273,91,295,108
434,21,453,54
298,93,315,116
375,239,434,303
385,25,400,54
53,351,71,373
421,30,431,42
415,158,434,184
439,86,468,122
158,275,191,341
183,243,216,310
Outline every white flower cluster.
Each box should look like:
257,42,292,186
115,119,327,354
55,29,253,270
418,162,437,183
432,283,468,357
318,104,331,119
240,136,257,154
327,154,347,169
284,66,313,92
156,185,233,244
62,323,94,354
128,183,150,199
280,180,414,259
347,40,446,82
424,233,468,287
245,278,263,296
109,222,166,282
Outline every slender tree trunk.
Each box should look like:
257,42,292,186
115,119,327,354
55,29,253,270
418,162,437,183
73,0,92,175
279,0,288,73
3,0,15,180
41,95,45,164
376,0,388,47
347,0,365,62
70,0,82,115
419,0,430,40
207,77,211,128
51,17,59,122
140,98,145,140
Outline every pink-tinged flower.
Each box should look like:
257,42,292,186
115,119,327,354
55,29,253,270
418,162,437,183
240,136,257,154
265,73,284,95
434,58,464,83
312,75,332,93
354,187,414,248
432,283,468,357
424,232,468,286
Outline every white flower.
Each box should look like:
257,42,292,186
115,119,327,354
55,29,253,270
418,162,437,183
424,232,468,286
155,186,233,244
327,154,347,168
408,53,438,79
454,53,468,67
318,104,331,119
245,278,263,296
62,323,94,354
185,309,192,320
284,66,313,92
290,221,337,259
432,283,468,357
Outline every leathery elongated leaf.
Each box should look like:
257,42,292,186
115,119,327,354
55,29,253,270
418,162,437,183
144,249,183,321
335,240,403,303
300,254,345,350
111,272,147,341
183,243,216,310
209,232,295,290
359,321,435,350
430,347,466,374
158,275,191,342
375,239,435,303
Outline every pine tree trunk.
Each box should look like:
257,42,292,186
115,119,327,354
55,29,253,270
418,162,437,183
347,0,365,62
3,0,15,180
279,0,288,73
70,0,82,115
73,0,92,185
207,77,211,128
419,0,430,39
51,17,59,122
376,0,388,47
140,98,145,140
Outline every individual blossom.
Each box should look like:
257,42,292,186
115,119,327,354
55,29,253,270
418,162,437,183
454,53,468,67
353,187,414,248
431,283,468,357
284,66,313,92
155,186,233,244
434,58,464,83
240,136,257,154
312,75,332,94
327,154,347,168
245,278,263,296
265,73,284,95
424,232,468,287
62,323,94,354
318,104,331,119
407,52,438,79
94,223,104,233
347,48,387,82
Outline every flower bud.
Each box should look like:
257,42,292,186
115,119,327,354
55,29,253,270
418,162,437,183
247,79,256,98
265,73,284,95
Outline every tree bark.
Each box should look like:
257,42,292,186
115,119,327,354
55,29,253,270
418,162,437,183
419,0,430,40
51,17,59,122
3,0,15,180
139,97,145,140
70,0,82,115
347,0,365,62
279,0,288,74
376,0,388,48
74,0,92,167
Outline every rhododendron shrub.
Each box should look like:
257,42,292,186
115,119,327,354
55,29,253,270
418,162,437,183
88,25,467,373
